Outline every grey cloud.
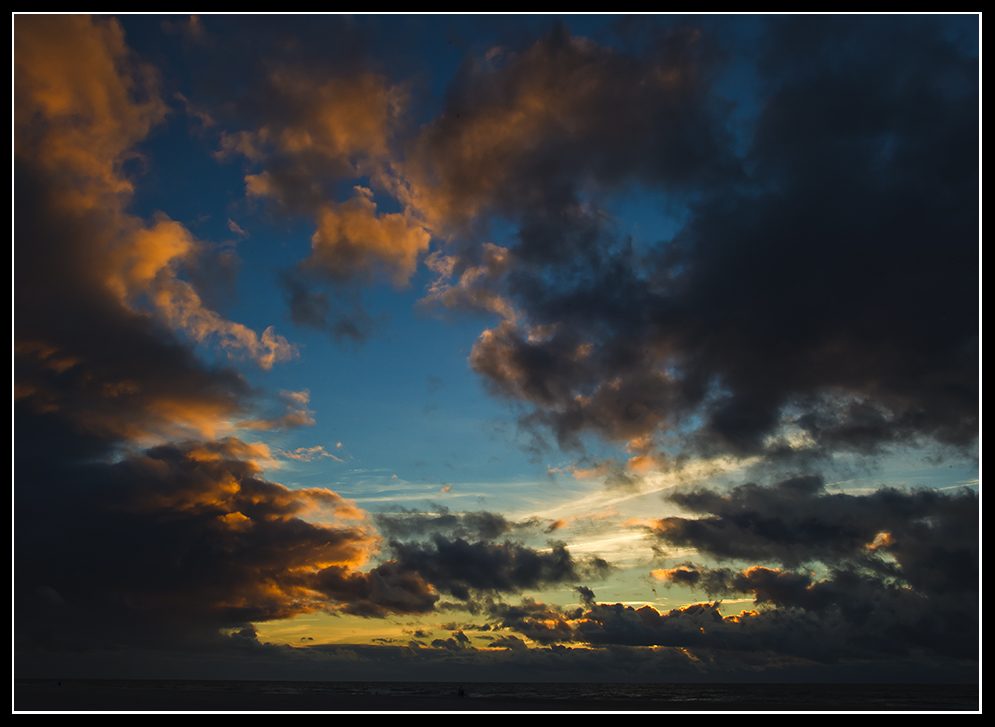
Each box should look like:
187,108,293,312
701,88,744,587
279,269,381,343
657,475,979,596
646,474,977,660
374,506,518,542
389,535,611,601
406,23,740,237
314,561,439,618
16,439,383,653
458,17,977,464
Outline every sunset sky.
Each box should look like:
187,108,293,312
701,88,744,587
14,14,979,683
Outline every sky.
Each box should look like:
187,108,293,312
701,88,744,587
14,13,979,684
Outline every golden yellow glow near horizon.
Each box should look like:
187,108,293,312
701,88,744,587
253,611,418,647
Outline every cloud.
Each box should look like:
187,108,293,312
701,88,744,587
14,15,399,657
15,15,978,683
311,561,439,618
431,630,472,651
486,597,581,645
371,507,611,602
198,38,431,336
14,15,166,199
487,634,528,651
157,18,976,465
16,438,382,651
158,18,428,342
653,475,978,589
239,389,317,431
449,18,978,466
226,68,405,213
214,23,738,341
214,49,425,283
15,15,295,448
279,446,344,463
421,244,518,322
374,507,517,542
388,536,611,602
278,269,382,343
304,187,431,286
483,584,975,664
428,475,976,664
400,24,736,237
201,47,435,339
642,474,978,660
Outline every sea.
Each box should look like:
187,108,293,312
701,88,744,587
13,679,979,712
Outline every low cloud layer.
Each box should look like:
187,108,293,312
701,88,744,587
647,476,978,660
373,508,612,603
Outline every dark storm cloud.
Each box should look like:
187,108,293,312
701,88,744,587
481,584,975,663
16,439,383,652
374,506,528,541
312,561,439,618
487,634,529,651
430,630,472,651
654,475,978,595
645,474,978,660
461,16,977,463
450,475,978,664
370,507,611,602
485,597,581,645
388,535,612,601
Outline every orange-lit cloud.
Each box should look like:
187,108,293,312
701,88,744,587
225,69,403,176
626,454,661,473
219,68,423,286
14,332,247,442
423,244,517,321
650,566,699,585
66,440,392,627
15,15,294,388
306,188,431,286
395,30,709,240
14,20,365,653
572,461,615,480
14,15,166,205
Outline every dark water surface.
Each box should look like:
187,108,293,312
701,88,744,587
14,679,979,712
